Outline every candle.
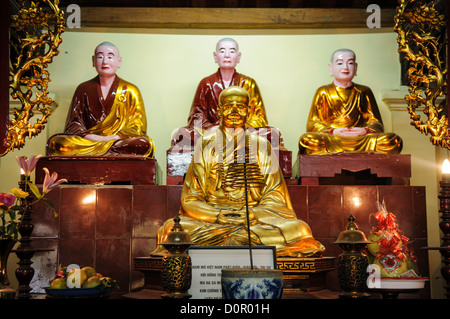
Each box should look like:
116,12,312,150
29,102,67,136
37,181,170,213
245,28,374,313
442,159,450,181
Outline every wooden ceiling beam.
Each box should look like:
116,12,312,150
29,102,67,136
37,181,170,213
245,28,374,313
73,7,395,29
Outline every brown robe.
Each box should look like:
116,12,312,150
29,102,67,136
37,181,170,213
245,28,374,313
47,75,154,157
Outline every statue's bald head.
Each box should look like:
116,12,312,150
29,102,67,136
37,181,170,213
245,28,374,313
219,86,249,105
216,37,239,52
95,41,120,56
330,48,356,62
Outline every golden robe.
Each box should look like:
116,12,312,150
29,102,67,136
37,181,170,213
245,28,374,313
299,83,402,155
156,127,324,257
47,75,154,157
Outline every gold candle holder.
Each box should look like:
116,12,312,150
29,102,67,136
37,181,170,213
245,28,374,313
334,214,371,298
160,216,193,299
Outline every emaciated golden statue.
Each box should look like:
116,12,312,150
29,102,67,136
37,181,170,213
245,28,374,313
46,42,154,157
153,86,324,258
299,49,403,155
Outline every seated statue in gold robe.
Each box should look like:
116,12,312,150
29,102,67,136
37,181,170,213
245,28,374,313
171,38,285,151
299,49,402,155
46,42,155,157
153,86,325,257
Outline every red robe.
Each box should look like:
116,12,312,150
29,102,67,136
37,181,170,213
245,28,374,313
172,69,283,149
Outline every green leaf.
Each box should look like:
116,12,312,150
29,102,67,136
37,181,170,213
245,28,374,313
27,182,43,200
43,198,58,218
9,211,16,219
10,205,21,212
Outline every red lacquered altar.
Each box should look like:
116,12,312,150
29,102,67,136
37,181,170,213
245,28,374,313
30,154,429,298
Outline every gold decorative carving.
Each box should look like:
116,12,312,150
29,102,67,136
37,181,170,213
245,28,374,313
394,0,448,148
5,0,64,156
277,257,336,273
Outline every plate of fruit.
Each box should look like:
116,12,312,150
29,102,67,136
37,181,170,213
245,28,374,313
45,265,119,298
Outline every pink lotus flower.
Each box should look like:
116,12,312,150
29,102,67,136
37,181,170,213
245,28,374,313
16,155,42,176
42,167,67,196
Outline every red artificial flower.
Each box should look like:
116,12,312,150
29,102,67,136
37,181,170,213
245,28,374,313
0,193,15,207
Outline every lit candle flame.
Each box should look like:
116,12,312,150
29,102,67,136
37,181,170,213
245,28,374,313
443,159,450,174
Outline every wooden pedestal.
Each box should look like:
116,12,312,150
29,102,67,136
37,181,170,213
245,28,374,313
133,255,336,296
36,156,156,185
298,154,411,185
134,256,164,290
277,257,336,294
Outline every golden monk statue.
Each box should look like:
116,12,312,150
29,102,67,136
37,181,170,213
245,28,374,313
171,37,284,150
299,49,402,155
47,42,155,157
154,86,324,257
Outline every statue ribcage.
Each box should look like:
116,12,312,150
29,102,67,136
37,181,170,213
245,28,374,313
222,135,265,193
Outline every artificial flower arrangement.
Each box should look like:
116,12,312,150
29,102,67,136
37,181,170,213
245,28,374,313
367,201,419,278
0,155,67,240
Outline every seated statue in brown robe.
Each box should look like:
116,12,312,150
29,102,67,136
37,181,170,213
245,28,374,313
171,38,285,152
46,42,155,157
153,86,325,258
299,48,402,155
